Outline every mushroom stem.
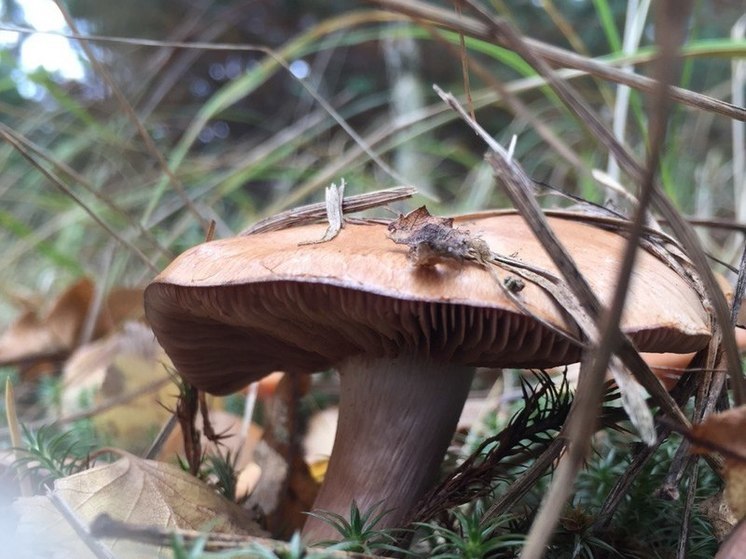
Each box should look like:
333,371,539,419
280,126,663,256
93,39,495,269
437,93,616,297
302,354,475,544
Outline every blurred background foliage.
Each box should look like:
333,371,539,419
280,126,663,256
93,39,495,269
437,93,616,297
0,0,744,323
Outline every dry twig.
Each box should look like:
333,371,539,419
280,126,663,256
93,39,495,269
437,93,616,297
241,185,417,235
90,513,380,558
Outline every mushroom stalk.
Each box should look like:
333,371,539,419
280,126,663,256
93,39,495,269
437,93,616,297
302,354,475,544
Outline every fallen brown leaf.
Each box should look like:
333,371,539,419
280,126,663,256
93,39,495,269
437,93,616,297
61,322,176,453
716,518,746,559
700,490,739,541
690,406,746,462
14,450,264,558
0,278,94,366
0,278,144,370
690,406,746,519
387,206,472,266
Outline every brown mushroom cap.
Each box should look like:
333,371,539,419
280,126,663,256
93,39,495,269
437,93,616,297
145,212,711,395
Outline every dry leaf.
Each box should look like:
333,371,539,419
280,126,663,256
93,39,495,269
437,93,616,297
690,406,746,461
700,490,739,541
0,279,93,366
387,206,472,266
61,322,176,453
14,451,264,558
716,518,746,559
690,406,746,519
99,287,144,330
0,278,144,368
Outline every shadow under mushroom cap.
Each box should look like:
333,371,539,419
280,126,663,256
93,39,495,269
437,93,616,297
144,213,711,395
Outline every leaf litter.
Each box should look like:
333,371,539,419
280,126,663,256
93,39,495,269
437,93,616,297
13,449,265,558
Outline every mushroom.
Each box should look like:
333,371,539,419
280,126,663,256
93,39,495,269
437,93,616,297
144,211,711,542
643,327,746,389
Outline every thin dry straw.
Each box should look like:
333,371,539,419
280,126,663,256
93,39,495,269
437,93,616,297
731,16,746,332
241,186,417,235
421,20,585,171
733,15,746,225
607,0,651,183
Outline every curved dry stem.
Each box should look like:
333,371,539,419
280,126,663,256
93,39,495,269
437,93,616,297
301,354,474,544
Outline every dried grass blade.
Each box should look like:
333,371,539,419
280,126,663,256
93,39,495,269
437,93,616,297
486,3,694,555
482,248,655,444
651,196,745,404
422,23,585,171
481,438,566,523
284,61,417,192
